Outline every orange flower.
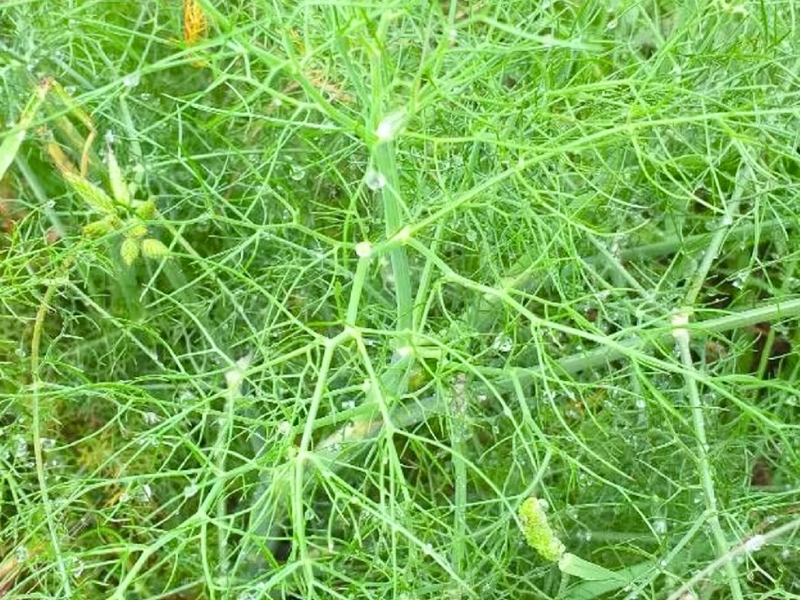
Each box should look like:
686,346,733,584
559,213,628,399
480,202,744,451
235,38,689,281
183,0,208,45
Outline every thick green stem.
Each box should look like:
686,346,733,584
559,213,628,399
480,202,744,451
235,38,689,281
373,141,414,333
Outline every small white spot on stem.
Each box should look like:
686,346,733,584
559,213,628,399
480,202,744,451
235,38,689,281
355,241,372,258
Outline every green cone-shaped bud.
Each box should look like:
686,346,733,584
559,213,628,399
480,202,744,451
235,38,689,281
120,236,140,266
141,238,169,259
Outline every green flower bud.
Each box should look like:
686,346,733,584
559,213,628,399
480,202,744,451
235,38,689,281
64,172,115,215
120,237,140,266
134,198,159,220
82,216,116,238
519,497,565,562
128,222,148,238
141,238,169,259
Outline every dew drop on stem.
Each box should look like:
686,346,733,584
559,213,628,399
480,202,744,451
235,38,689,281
364,168,387,190
123,72,141,88
290,165,306,181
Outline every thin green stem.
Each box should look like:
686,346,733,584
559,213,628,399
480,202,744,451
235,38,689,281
667,162,755,600
665,517,800,600
30,255,76,597
674,326,744,600
346,250,371,327
447,374,469,575
682,163,751,307
293,330,349,592
478,296,800,392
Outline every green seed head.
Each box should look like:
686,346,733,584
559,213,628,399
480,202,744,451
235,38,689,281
519,497,565,562
141,238,169,259
120,237,140,266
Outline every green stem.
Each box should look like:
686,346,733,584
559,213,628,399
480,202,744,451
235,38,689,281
665,517,800,600
478,296,800,392
447,374,469,574
373,141,414,333
674,329,743,600
367,18,413,336
682,164,750,307
293,331,349,590
346,250,371,326
670,163,754,600
30,255,76,597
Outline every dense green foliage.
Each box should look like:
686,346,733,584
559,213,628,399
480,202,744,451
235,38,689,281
1,1,799,599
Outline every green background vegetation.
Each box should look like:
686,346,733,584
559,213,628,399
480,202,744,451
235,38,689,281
1,1,799,599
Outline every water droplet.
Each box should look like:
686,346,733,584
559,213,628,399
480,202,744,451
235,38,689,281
183,484,198,498
653,518,667,534
376,110,406,142
606,19,618,30
364,168,387,190
744,534,765,552
141,484,153,501
73,559,85,577
290,165,306,181
355,241,372,258
492,334,513,353
123,72,140,88
14,436,27,458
